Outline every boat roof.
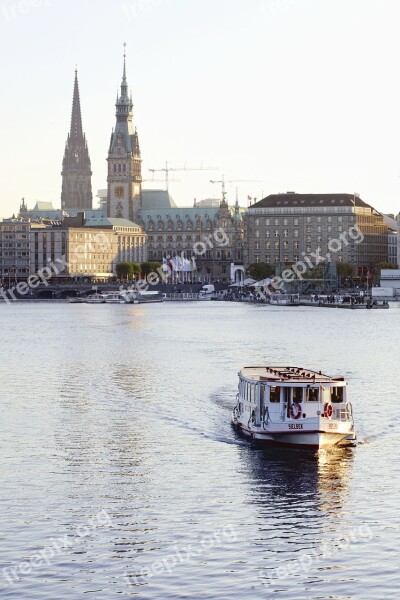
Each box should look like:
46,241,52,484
239,366,345,384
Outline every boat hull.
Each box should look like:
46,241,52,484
232,414,355,450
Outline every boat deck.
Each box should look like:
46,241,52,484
240,366,344,384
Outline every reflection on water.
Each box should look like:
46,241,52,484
0,302,399,599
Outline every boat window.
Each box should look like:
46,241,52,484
270,386,280,403
306,388,319,401
331,387,344,403
292,387,303,403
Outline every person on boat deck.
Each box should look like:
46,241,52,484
309,389,318,401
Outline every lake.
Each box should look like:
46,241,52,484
1,301,399,599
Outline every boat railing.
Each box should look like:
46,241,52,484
333,403,353,422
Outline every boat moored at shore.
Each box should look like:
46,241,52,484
232,366,356,449
85,293,107,304
128,290,165,304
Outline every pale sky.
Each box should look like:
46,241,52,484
1,0,400,218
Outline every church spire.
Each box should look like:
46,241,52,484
61,70,92,211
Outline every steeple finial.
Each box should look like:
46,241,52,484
123,42,127,83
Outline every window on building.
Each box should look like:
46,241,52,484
274,230,279,237
294,218,298,225
265,255,271,263
274,219,279,225
283,218,288,226
293,229,298,237
283,229,288,237
274,240,279,250
265,230,270,238
265,241,271,249
293,241,299,249
265,218,270,226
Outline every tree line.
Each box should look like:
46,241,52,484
115,261,162,280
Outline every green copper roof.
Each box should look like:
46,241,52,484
141,190,177,210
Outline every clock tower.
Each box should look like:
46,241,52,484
61,70,93,211
107,49,142,221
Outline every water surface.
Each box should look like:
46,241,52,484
1,301,399,599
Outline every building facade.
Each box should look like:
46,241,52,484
107,53,142,222
0,215,146,284
139,190,244,282
0,218,32,284
244,193,390,275
61,71,93,211
30,215,146,281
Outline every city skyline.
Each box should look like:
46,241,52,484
1,0,400,218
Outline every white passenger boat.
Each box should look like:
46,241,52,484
129,290,164,304
85,293,107,304
232,366,356,449
104,292,129,304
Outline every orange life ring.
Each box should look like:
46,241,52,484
289,402,302,419
324,403,333,418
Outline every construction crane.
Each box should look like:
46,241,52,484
209,174,261,205
148,162,218,191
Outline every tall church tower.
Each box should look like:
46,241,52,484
61,70,93,211
107,48,142,222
